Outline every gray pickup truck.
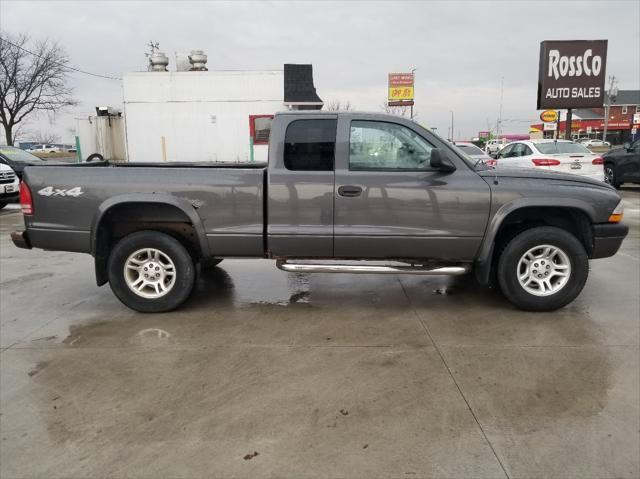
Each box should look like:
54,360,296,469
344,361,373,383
12,111,627,313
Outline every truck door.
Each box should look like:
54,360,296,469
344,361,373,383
333,115,491,261
267,115,337,257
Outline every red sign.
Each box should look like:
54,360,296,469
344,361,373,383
389,73,414,86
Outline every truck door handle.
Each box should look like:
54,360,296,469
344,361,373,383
338,185,362,197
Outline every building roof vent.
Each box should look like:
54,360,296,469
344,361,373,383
148,51,169,72
188,50,208,71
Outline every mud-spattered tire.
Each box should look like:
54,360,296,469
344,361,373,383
497,226,588,312
108,231,195,313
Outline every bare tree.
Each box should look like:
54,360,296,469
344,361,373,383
0,33,77,145
380,99,415,118
326,99,354,111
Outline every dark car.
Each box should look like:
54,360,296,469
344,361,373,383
602,139,640,188
0,146,46,180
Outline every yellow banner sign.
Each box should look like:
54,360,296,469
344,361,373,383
388,86,414,101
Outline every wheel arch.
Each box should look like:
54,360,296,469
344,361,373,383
475,199,595,285
91,194,210,285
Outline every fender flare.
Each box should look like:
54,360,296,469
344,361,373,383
90,193,211,258
474,197,596,284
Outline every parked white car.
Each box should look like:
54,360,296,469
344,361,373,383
485,138,508,156
0,163,20,209
494,140,604,181
581,139,610,148
27,144,60,153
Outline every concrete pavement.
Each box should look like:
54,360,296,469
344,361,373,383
1,189,638,478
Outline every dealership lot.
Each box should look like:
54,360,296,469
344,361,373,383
0,189,638,479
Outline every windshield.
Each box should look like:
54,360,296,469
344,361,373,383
0,147,44,163
457,144,486,155
534,142,591,155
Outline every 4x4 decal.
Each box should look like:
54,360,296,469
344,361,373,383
37,186,84,197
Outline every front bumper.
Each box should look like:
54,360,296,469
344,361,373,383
591,223,628,259
11,230,32,250
0,192,19,201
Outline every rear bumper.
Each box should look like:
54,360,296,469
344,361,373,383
11,230,32,249
591,223,628,259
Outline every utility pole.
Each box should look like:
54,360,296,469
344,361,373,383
497,76,504,139
603,75,618,143
450,111,454,141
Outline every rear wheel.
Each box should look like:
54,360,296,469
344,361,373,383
497,226,588,311
108,231,196,312
604,164,620,188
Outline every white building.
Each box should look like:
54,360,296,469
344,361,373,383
122,70,284,163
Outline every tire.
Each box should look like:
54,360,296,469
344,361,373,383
604,164,620,188
107,231,196,313
497,226,588,312
86,153,104,162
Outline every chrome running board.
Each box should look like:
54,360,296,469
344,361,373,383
276,260,469,276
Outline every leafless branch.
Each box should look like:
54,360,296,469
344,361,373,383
326,99,354,111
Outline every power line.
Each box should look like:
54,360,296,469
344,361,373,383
0,37,122,81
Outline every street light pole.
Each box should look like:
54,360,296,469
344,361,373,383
497,76,504,140
450,111,454,141
410,68,416,119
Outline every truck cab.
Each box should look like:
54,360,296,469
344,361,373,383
267,112,490,260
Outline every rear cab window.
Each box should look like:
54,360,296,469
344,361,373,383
284,119,337,171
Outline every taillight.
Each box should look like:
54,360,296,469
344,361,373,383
532,158,561,166
19,182,33,215
592,157,604,165
485,159,497,167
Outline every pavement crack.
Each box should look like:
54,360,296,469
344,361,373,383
397,276,511,479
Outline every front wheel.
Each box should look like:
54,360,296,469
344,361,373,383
108,231,196,312
497,226,588,311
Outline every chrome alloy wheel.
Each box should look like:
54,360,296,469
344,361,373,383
517,244,571,297
124,248,176,299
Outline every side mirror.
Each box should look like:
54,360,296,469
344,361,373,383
431,148,456,172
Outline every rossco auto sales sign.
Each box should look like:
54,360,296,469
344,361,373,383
537,40,607,109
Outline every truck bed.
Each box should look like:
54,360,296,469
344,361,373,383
22,163,266,256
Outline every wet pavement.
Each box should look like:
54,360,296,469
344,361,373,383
1,189,639,479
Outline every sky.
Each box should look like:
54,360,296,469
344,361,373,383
1,0,639,143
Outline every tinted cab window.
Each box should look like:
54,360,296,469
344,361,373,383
284,119,336,171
